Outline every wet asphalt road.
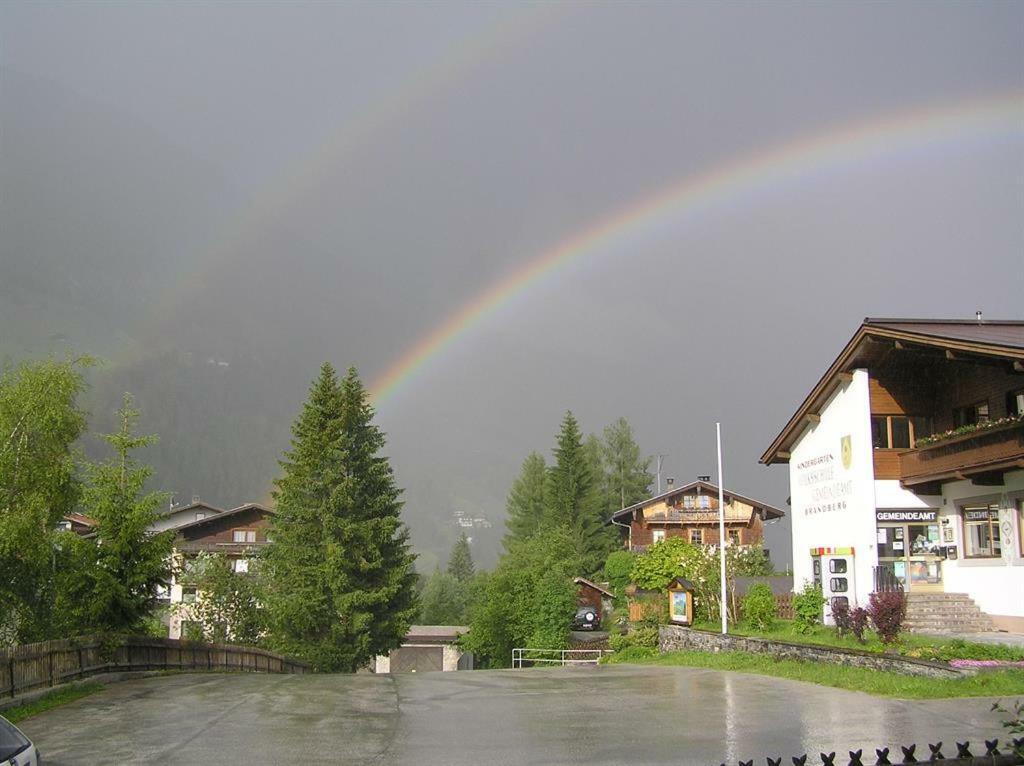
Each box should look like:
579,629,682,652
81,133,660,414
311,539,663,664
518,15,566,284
19,666,1010,766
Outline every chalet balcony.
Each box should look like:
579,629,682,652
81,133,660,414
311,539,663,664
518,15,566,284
899,419,1024,486
644,508,752,524
175,540,271,555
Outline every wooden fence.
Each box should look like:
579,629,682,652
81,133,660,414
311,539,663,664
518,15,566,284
0,635,309,700
629,592,795,622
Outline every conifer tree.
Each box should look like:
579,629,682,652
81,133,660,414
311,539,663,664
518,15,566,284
61,394,173,634
447,533,475,582
502,451,547,550
600,417,653,512
544,411,607,574
262,364,417,672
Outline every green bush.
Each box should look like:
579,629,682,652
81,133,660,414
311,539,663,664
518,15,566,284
741,584,777,631
792,583,826,634
609,625,660,652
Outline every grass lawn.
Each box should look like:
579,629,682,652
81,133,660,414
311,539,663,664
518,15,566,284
2,681,104,724
604,647,1024,698
691,619,1024,662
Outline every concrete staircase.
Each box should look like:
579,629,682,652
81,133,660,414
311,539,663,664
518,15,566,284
903,592,995,634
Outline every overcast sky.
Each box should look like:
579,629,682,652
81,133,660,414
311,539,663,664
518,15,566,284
3,1,1022,567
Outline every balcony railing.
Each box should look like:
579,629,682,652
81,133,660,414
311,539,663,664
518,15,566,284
175,540,270,554
643,508,752,524
899,420,1024,486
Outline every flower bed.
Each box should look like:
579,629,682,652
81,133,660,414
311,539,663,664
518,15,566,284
913,413,1024,448
948,659,1024,670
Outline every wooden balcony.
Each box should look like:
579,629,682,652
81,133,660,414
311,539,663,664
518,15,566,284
175,540,270,555
644,508,752,524
899,420,1024,486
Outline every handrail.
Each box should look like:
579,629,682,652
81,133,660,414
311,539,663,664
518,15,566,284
511,648,612,669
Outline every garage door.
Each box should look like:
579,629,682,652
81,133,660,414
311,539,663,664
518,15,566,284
389,646,444,673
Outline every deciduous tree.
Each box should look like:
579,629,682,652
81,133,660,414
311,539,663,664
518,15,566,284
0,358,90,642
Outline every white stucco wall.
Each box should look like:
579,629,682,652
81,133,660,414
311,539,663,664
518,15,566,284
939,471,1024,621
789,369,877,606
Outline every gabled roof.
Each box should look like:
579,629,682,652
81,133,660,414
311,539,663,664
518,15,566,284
608,479,785,523
760,317,1024,465
159,500,225,518
573,577,615,598
63,512,98,527
173,503,274,533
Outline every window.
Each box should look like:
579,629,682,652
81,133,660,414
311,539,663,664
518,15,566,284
871,416,889,449
182,586,197,604
872,415,933,449
652,529,666,544
195,512,206,521
699,494,710,509
233,558,249,573
962,504,1001,558
232,529,256,543
57,520,72,532
954,401,990,427
690,529,703,545
683,495,695,509
1007,389,1024,417
727,530,740,546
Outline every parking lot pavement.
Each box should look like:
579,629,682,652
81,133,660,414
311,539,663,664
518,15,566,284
19,665,1010,766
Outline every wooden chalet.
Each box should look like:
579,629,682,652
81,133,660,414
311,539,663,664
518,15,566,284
608,479,785,553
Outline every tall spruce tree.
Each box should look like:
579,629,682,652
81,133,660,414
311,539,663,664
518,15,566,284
60,394,173,634
447,533,475,582
544,411,607,574
262,364,417,672
600,417,653,512
502,451,547,550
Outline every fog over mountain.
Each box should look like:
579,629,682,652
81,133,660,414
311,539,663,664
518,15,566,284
3,2,1022,570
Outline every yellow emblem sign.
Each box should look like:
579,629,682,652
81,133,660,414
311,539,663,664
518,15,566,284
840,435,852,470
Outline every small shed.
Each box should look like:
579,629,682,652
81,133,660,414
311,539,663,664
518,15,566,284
574,577,615,621
374,626,473,674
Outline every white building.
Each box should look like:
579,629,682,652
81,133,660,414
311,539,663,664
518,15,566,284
762,318,1024,631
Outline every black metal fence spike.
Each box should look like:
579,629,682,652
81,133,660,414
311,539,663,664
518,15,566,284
927,742,942,761
954,742,971,759
875,747,891,766
1012,736,1024,750
768,757,782,766
900,744,916,764
821,752,836,766
984,739,999,756
849,748,863,766
793,754,808,766
740,759,753,766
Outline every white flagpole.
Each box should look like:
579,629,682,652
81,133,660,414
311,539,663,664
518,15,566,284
717,422,728,635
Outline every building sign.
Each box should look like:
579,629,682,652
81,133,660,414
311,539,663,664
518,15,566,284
875,510,938,523
964,509,998,521
796,452,853,515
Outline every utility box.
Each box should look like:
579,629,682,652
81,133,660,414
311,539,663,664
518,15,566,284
811,547,856,625
667,577,695,626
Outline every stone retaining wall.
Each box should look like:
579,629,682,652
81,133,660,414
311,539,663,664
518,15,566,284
658,625,966,679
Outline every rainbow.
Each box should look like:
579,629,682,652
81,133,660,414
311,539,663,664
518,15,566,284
146,4,569,329
369,91,1024,405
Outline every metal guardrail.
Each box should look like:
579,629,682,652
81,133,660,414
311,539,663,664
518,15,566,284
511,648,612,668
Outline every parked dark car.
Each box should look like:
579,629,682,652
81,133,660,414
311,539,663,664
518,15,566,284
571,605,601,631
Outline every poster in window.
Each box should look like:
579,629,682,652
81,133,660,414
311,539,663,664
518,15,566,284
670,590,690,625
942,527,954,544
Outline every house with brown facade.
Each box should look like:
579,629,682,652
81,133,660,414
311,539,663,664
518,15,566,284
761,317,1024,631
608,479,785,554
167,503,274,639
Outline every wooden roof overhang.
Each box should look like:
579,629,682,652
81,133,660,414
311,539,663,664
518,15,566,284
608,479,785,524
760,319,1024,466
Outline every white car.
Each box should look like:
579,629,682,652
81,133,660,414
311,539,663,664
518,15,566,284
0,715,39,766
